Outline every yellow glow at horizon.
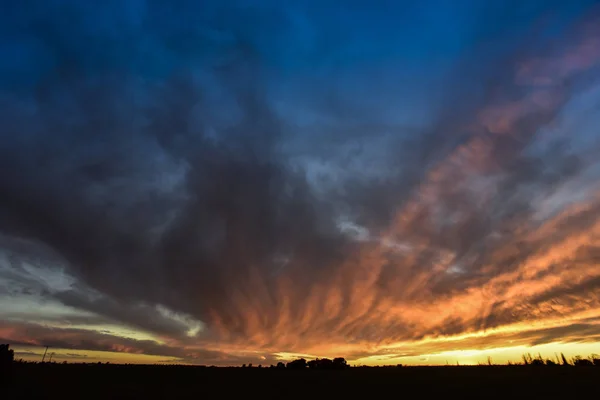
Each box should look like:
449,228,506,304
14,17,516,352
8,305,600,366
12,345,183,364
355,342,600,366
11,340,600,366
69,324,164,343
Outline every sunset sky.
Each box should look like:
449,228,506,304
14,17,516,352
1,0,600,366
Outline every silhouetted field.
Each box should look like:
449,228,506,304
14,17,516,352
4,362,600,399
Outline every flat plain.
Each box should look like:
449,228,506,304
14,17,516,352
5,363,600,399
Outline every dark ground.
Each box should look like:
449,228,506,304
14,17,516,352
4,363,600,399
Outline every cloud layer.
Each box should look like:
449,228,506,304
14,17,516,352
1,0,600,365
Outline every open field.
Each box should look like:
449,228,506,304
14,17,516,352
4,363,600,399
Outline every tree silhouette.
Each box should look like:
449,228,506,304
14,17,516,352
0,344,15,381
332,358,348,369
307,358,348,369
0,344,14,366
286,358,307,369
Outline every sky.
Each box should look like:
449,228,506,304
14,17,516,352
1,0,600,366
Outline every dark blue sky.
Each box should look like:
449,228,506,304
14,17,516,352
1,1,595,87
0,1,595,136
1,0,600,365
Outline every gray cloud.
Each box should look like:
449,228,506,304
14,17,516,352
2,321,281,366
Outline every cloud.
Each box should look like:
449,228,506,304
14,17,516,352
0,1,600,364
1,321,281,366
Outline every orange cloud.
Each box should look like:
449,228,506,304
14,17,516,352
185,17,600,361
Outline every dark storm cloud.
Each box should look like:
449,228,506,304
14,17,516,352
52,289,199,338
1,0,600,361
0,0,355,339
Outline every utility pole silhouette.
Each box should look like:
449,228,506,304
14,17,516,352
41,346,49,363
